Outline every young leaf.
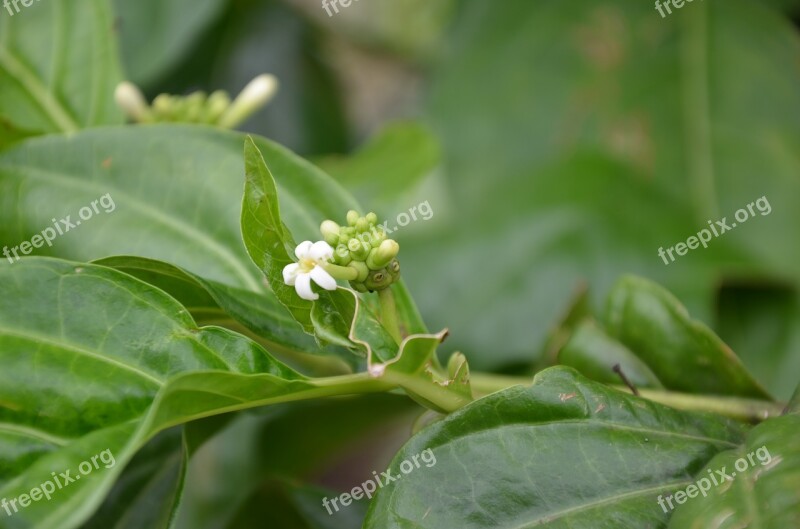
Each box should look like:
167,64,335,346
364,366,746,528
606,275,771,399
242,135,312,332
559,320,664,389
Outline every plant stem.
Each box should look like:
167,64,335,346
469,372,784,422
378,287,403,344
382,371,472,413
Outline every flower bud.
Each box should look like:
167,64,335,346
366,212,378,225
152,94,173,119
356,217,369,233
218,74,278,129
347,260,369,282
348,238,370,260
333,243,352,265
184,91,206,122
367,240,399,270
447,352,468,379
114,82,152,123
320,220,341,246
346,210,360,226
205,90,231,123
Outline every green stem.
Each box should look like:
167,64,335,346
383,370,472,413
378,288,403,344
321,262,358,281
470,372,784,423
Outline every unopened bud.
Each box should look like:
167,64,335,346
346,210,360,226
218,74,278,129
115,82,152,123
367,239,399,270
347,261,369,282
320,220,341,245
205,90,231,123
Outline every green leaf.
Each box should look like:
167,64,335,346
112,0,227,88
0,0,123,136
667,414,800,528
364,366,746,528
0,126,358,291
0,258,386,528
559,320,664,389
311,288,398,364
93,256,355,369
606,275,770,399
242,135,311,332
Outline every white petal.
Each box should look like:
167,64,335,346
295,273,318,300
309,241,334,262
295,240,313,259
282,263,300,286
310,265,337,291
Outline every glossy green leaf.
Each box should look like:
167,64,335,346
559,320,664,389
0,258,389,528
364,366,746,528
242,135,312,332
113,0,227,88
311,288,398,364
0,126,357,292
93,255,355,369
606,275,770,399
0,0,123,137
667,414,800,528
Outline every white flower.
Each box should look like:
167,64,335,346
282,241,337,300
218,74,279,128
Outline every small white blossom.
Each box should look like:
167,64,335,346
282,241,337,300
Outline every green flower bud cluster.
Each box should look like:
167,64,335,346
321,210,400,293
148,90,232,125
115,75,277,129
